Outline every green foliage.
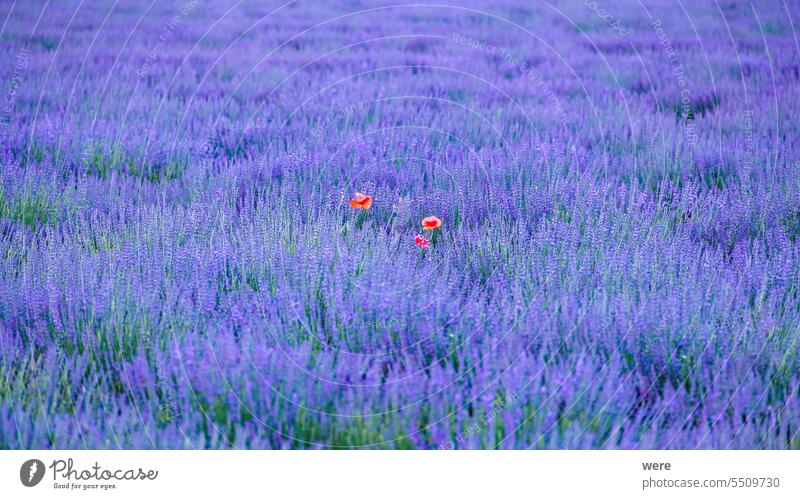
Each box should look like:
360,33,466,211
0,185,58,228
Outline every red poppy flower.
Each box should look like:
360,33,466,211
348,192,372,209
415,234,429,249
421,215,442,230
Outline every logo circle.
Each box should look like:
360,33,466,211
20,459,45,487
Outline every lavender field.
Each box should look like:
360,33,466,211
0,0,799,449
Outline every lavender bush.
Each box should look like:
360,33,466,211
0,0,798,449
